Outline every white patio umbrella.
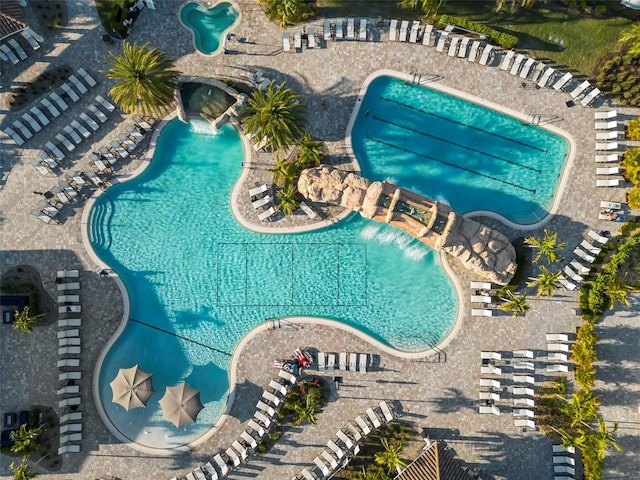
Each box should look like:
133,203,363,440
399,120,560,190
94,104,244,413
109,365,155,411
159,382,204,428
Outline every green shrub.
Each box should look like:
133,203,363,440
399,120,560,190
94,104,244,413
627,186,640,209
438,15,518,48
587,282,607,315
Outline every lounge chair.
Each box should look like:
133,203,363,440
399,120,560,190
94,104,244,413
293,27,302,50
241,430,258,449
569,80,590,99
347,353,357,372
282,31,290,52
338,352,347,370
480,351,501,360
57,181,76,197
58,295,80,303
595,121,617,130
570,259,590,274
59,337,81,346
447,36,460,57
254,410,272,428
110,141,129,158
247,419,265,438
60,411,82,423
97,147,118,165
355,415,371,435
470,281,492,290
58,282,80,291
552,72,572,91
563,266,583,283
5,127,25,145
514,419,535,428
249,184,268,198
547,364,569,373
69,74,88,94
519,57,536,78
57,270,79,278
553,445,576,455
22,112,42,132
41,98,60,118
422,24,433,45
0,43,19,64
49,91,69,112
336,429,354,449
31,107,50,126
478,44,493,65
87,104,108,123
118,133,138,150
38,150,58,169
358,19,366,42
588,229,609,244
317,351,326,372
327,353,335,372
581,87,600,107
574,247,595,263
58,345,81,355
9,39,27,60
595,110,616,120
596,153,619,163
30,160,49,176
77,68,97,87
478,406,500,415
327,439,344,459
347,422,362,441
58,445,81,454
314,457,330,477
408,20,419,43
269,379,288,396
359,353,368,372
256,400,276,417
509,54,526,75
479,391,500,401
379,401,394,422
558,275,577,291
471,295,492,304
58,319,81,328
60,83,80,102
481,365,502,375
480,378,500,388
83,170,105,187
96,94,115,112
548,343,570,352
258,206,276,222
341,17,353,41
597,178,621,187
299,201,317,219
513,350,533,359
388,19,398,41
457,36,470,57
14,120,33,139
193,467,207,480
321,450,338,469
335,18,344,40
471,308,492,317
225,447,241,467
31,209,52,223
69,120,90,139
213,453,229,475
512,375,535,384
399,20,409,42
58,305,81,314
278,369,297,384
125,125,145,142
514,397,535,407
500,50,515,70
61,126,81,145
262,390,280,407
57,329,80,339
252,195,271,209
65,170,86,188
553,456,576,466
232,440,248,460
435,31,448,52
513,361,535,371
595,142,618,151
601,200,622,210
596,130,619,141
58,397,81,409
580,239,602,255
323,19,331,41
512,387,534,396
513,407,535,417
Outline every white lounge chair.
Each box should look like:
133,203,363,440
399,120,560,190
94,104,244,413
262,391,280,407
479,44,493,65
480,351,501,360
597,178,621,187
299,201,317,219
225,447,241,466
339,352,347,370
552,72,572,91
595,121,617,130
58,282,80,291
570,259,589,274
399,20,409,42
256,400,276,417
335,18,343,40
278,369,297,384
513,350,533,359
77,68,97,87
388,19,398,41
601,200,622,210
58,397,81,409
512,387,534,396
69,74,88,94
358,19,367,41
57,270,79,278
547,364,569,373
548,343,570,352
13,120,32,140
50,91,69,111
58,295,80,304
559,275,576,293
512,375,535,384
595,110,616,120
252,195,271,209
359,353,368,372
22,112,42,132
479,406,500,415
58,305,81,314
595,142,618,151
479,391,500,401
479,378,500,388
500,49,515,70
347,18,355,40
481,366,502,375
31,107,50,126
513,408,535,417
213,453,229,475
21,28,41,50
254,410,272,427
347,422,362,441
314,456,330,476
57,385,80,396
537,67,555,87
323,19,331,41
336,429,353,449
41,98,60,118
553,456,576,466
5,127,25,145
366,408,381,428
509,54,526,75
447,36,459,56
471,281,492,289
422,24,433,45
317,351,326,372
247,420,265,438
71,120,91,139
258,206,276,221
60,412,82,424
514,419,535,428
327,439,344,459
570,80,590,99
574,247,596,263
282,31,290,52
471,295,492,304
355,415,371,435
59,337,81,347
581,87,600,107
435,30,448,52
596,130,619,140
9,38,27,60
406,20,418,43
58,445,81,454
241,430,258,449
30,160,49,176
96,94,115,112
57,329,79,340
563,265,583,283
580,239,602,255
327,353,335,372
471,308,492,317
88,104,108,123
457,36,470,57
269,379,288,396
348,352,357,372
513,362,534,371
32,209,54,223
546,333,569,342
596,153,619,163
58,318,81,328
514,397,535,407
553,444,576,454
60,83,80,102
519,57,536,78
0,43,19,64
249,184,268,198
588,229,609,244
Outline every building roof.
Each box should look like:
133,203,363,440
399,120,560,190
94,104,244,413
394,441,478,480
0,0,26,41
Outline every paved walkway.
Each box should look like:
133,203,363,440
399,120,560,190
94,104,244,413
1,1,639,479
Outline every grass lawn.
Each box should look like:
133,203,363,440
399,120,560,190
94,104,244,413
315,0,634,76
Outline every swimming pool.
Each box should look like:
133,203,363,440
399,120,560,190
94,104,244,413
180,2,240,56
350,75,570,226
90,119,457,450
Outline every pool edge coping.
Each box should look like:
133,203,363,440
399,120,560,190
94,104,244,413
178,0,242,58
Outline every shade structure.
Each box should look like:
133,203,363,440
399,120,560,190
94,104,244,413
109,365,155,411
159,382,204,428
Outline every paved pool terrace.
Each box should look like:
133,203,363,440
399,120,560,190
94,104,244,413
1,1,639,479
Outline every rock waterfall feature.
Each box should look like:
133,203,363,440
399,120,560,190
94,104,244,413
298,166,517,285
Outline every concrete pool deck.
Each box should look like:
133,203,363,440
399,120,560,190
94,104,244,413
1,1,639,479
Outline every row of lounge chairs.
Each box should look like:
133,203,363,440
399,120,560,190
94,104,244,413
594,110,627,188
0,28,42,66
558,231,608,290
175,370,297,480
6,70,99,147
317,351,368,373
56,270,83,455
294,402,394,480
322,18,368,42
469,281,495,317
599,199,623,222
552,444,577,480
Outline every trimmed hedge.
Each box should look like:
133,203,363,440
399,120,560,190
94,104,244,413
438,15,518,48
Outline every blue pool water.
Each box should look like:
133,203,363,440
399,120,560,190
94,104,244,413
180,2,239,55
91,120,456,449
351,76,570,225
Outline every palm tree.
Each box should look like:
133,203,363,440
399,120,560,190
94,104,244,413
9,456,38,480
296,131,324,168
499,290,529,317
277,184,301,216
619,24,640,55
605,273,634,309
578,417,622,460
526,265,561,298
524,229,566,264
242,82,306,151
566,389,600,428
263,0,311,27
374,438,407,475
268,154,297,187
10,424,41,454
13,307,43,334
103,41,180,118
496,0,536,13
399,0,444,17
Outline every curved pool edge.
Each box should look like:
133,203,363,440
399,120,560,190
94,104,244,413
346,69,577,231
179,0,242,57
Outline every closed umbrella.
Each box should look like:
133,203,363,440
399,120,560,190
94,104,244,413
109,365,155,411
159,382,204,428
